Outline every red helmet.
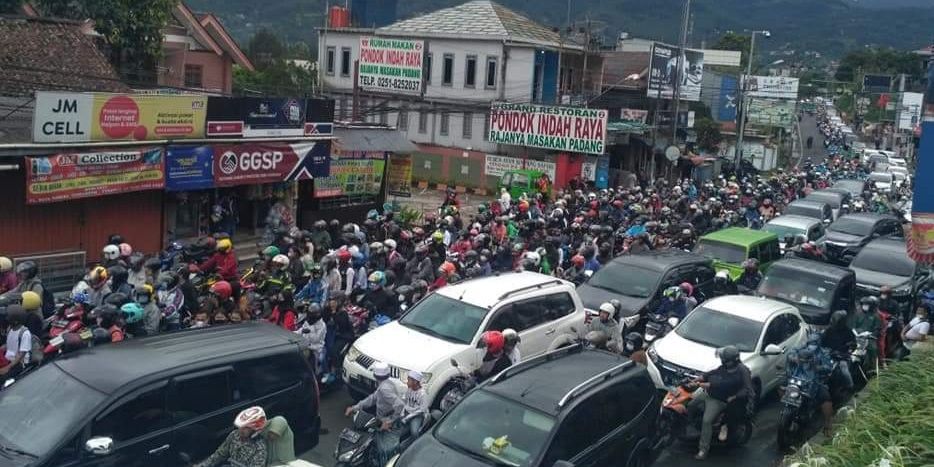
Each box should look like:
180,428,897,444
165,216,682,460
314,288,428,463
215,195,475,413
210,280,233,301
337,248,352,262
440,261,456,276
679,282,694,297
612,199,624,208
571,255,585,267
481,331,505,355
518,200,529,212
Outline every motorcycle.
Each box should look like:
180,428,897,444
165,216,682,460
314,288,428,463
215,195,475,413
644,312,679,344
47,301,87,339
777,362,823,450
336,410,433,467
43,328,94,360
658,374,752,449
439,359,477,412
850,330,878,388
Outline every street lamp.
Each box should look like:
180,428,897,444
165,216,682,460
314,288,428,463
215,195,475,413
733,29,771,172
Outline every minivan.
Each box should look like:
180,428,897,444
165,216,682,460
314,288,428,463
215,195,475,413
758,258,856,326
694,227,780,280
806,190,850,220
0,324,320,466
785,200,834,225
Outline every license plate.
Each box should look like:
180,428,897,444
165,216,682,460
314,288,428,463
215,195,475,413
340,428,361,443
79,329,92,340
49,336,64,347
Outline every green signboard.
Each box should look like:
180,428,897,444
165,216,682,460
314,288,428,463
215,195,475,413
747,98,795,129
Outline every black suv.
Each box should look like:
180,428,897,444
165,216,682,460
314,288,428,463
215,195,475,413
0,323,320,467
395,346,660,467
578,250,716,318
818,213,904,265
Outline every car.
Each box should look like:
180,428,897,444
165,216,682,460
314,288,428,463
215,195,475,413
693,227,780,280
818,213,904,265
392,346,660,467
0,323,321,467
577,250,717,319
343,271,585,405
887,157,908,168
784,199,834,225
763,215,826,252
646,295,808,400
499,169,550,201
832,179,868,198
757,258,856,326
805,189,850,220
868,171,894,193
850,238,931,318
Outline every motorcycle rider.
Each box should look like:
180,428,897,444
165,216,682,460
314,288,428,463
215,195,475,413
364,271,399,320
0,257,17,294
0,305,32,378
821,310,856,394
86,266,112,309
736,259,763,293
95,304,125,343
157,272,185,331
902,307,929,349
786,335,835,436
295,302,327,372
502,328,521,364
136,284,161,336
199,238,239,283
877,285,901,321
196,407,268,467
344,362,405,466
588,302,621,348
108,265,134,297
474,331,511,383
711,270,738,297
849,296,882,364
688,346,748,460
623,332,646,365
295,264,328,306
656,286,689,321
401,371,429,438
20,291,45,337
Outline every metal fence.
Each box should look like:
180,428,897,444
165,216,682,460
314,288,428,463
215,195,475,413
13,251,87,295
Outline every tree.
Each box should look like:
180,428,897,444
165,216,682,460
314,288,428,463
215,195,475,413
694,117,723,152
0,0,23,13
247,28,286,70
834,47,923,83
713,32,752,69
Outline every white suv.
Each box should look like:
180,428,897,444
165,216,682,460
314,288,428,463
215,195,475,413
343,272,585,404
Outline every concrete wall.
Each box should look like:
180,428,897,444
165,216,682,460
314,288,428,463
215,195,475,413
160,49,232,94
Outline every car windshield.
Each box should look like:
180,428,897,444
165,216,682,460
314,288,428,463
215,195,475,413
399,293,488,344
758,268,837,310
693,239,747,264
675,306,761,352
0,364,106,458
586,262,662,298
435,390,555,467
828,218,873,237
851,247,915,278
763,223,805,240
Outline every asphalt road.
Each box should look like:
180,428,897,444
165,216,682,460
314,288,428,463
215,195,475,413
798,112,829,166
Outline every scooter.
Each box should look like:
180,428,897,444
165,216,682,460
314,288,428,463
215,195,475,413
658,374,752,449
644,312,679,344
47,302,87,338
336,410,432,467
850,330,878,388
777,362,824,450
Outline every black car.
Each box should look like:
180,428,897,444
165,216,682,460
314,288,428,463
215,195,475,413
757,258,856,326
0,323,320,467
784,200,834,225
396,346,660,467
577,250,716,318
818,213,904,265
850,238,931,318
805,189,851,220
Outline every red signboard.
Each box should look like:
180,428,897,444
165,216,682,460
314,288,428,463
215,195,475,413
212,142,329,187
206,121,245,136
25,148,165,204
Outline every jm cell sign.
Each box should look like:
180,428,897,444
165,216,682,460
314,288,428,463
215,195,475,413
488,103,608,155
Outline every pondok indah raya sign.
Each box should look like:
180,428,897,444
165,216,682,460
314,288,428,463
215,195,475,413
488,104,608,155
358,37,424,94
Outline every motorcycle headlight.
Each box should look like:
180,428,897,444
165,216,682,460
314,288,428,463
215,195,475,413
338,451,354,462
667,317,680,327
647,346,659,363
788,386,801,399
346,345,361,363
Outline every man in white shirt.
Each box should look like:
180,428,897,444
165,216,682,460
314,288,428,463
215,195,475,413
401,371,429,438
902,307,930,349
0,306,31,378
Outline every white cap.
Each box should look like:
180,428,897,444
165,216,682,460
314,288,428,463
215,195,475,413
371,362,390,378
407,370,424,383
599,302,615,314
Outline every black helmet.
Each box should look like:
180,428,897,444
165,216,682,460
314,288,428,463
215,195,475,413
107,234,124,246
6,304,26,326
329,219,340,229
830,309,848,327
104,292,130,307
718,345,741,367
396,285,414,302
15,260,38,280
314,219,327,230
97,303,120,327
307,302,322,316
624,332,644,353
92,327,112,345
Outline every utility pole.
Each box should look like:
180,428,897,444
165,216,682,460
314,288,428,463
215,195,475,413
733,30,768,172
671,0,691,143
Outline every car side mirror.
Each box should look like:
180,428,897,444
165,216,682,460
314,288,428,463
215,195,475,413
553,461,576,467
761,344,783,356
450,358,459,367
85,437,114,457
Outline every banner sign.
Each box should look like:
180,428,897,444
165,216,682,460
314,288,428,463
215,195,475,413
488,103,608,155
897,92,924,131
359,37,424,94
386,153,413,197
717,76,738,122
620,108,648,124
863,74,893,93
314,152,385,198
741,76,800,100
165,146,214,191
747,98,796,129
484,155,556,181
26,148,164,204
909,65,934,263
213,142,330,187
33,91,206,143
647,43,704,102
205,97,335,137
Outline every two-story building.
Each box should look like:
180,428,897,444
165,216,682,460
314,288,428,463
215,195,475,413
318,0,603,191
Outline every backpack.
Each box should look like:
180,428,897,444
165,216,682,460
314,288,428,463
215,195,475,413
26,280,55,318
16,327,43,365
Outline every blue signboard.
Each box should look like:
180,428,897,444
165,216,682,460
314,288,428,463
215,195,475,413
718,76,738,122
595,156,610,189
166,145,214,191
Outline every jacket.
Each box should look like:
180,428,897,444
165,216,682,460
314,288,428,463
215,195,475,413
354,378,404,424
295,278,328,305
295,319,327,353
200,251,239,282
196,430,267,467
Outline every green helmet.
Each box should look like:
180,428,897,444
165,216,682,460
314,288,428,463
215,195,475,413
120,302,144,324
478,203,488,213
262,245,280,258
432,231,444,243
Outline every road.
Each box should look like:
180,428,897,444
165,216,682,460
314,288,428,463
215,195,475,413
798,112,829,167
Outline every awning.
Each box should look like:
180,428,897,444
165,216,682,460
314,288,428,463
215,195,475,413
334,127,417,153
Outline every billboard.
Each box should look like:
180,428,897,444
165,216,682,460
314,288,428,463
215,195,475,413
717,76,739,122
205,97,335,138
741,76,800,100
488,103,608,155
647,43,704,102
386,153,412,197
897,92,923,131
863,74,893,93
358,36,424,94
213,142,330,187
25,148,164,204
33,92,206,143
909,65,934,263
620,109,648,124
747,98,796,129
314,152,386,198
165,146,215,191
484,154,556,181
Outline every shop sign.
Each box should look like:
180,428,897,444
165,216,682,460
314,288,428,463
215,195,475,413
165,146,215,191
314,152,385,198
359,37,424,95
33,91,206,143
488,103,608,155
205,97,335,138
747,98,796,129
25,148,164,204
213,142,330,187
741,75,800,100
386,154,412,197
484,154,556,181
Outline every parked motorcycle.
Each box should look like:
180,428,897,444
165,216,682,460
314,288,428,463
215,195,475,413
658,374,752,449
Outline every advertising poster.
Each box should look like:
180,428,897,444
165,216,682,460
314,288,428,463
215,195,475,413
314,152,385,198
747,99,796,129
386,153,413,197
741,76,800,100
909,64,934,264
205,97,334,138
26,148,164,204
897,92,924,131
488,103,608,155
620,108,648,124
647,43,704,102
213,142,330,187
484,155,556,181
595,156,610,189
359,37,424,94
33,91,206,143
718,76,738,122
165,146,214,191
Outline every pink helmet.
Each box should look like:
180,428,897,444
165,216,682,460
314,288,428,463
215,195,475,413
679,282,694,297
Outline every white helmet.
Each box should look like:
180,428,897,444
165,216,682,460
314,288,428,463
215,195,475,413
102,244,120,261
383,239,397,250
371,361,390,378
523,251,541,267
599,302,615,317
369,241,384,254
0,256,11,273
503,328,520,345
272,254,290,268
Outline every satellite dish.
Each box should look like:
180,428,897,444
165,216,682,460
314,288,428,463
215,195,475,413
665,145,682,162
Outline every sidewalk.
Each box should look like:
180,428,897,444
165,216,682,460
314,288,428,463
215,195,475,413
388,187,495,219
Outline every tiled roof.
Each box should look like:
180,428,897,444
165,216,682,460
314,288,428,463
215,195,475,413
0,16,129,98
379,0,565,48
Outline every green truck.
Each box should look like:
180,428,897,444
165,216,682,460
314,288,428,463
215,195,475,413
693,227,781,280
498,169,551,200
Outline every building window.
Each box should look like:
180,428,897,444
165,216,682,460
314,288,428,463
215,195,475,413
340,47,351,77
326,46,336,75
442,53,454,86
379,110,388,125
440,112,450,136
418,111,428,134
398,109,408,130
483,112,490,140
465,55,477,88
425,53,432,85
486,57,498,89
184,64,203,88
339,97,349,120
462,112,473,139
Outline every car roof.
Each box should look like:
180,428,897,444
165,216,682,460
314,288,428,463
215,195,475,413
608,249,709,272
483,348,637,416
766,215,820,229
787,199,829,210
833,179,864,187
808,190,845,200
767,258,853,281
700,227,777,246
701,295,796,323
835,212,897,224
54,323,300,395
435,271,570,309
861,237,909,254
